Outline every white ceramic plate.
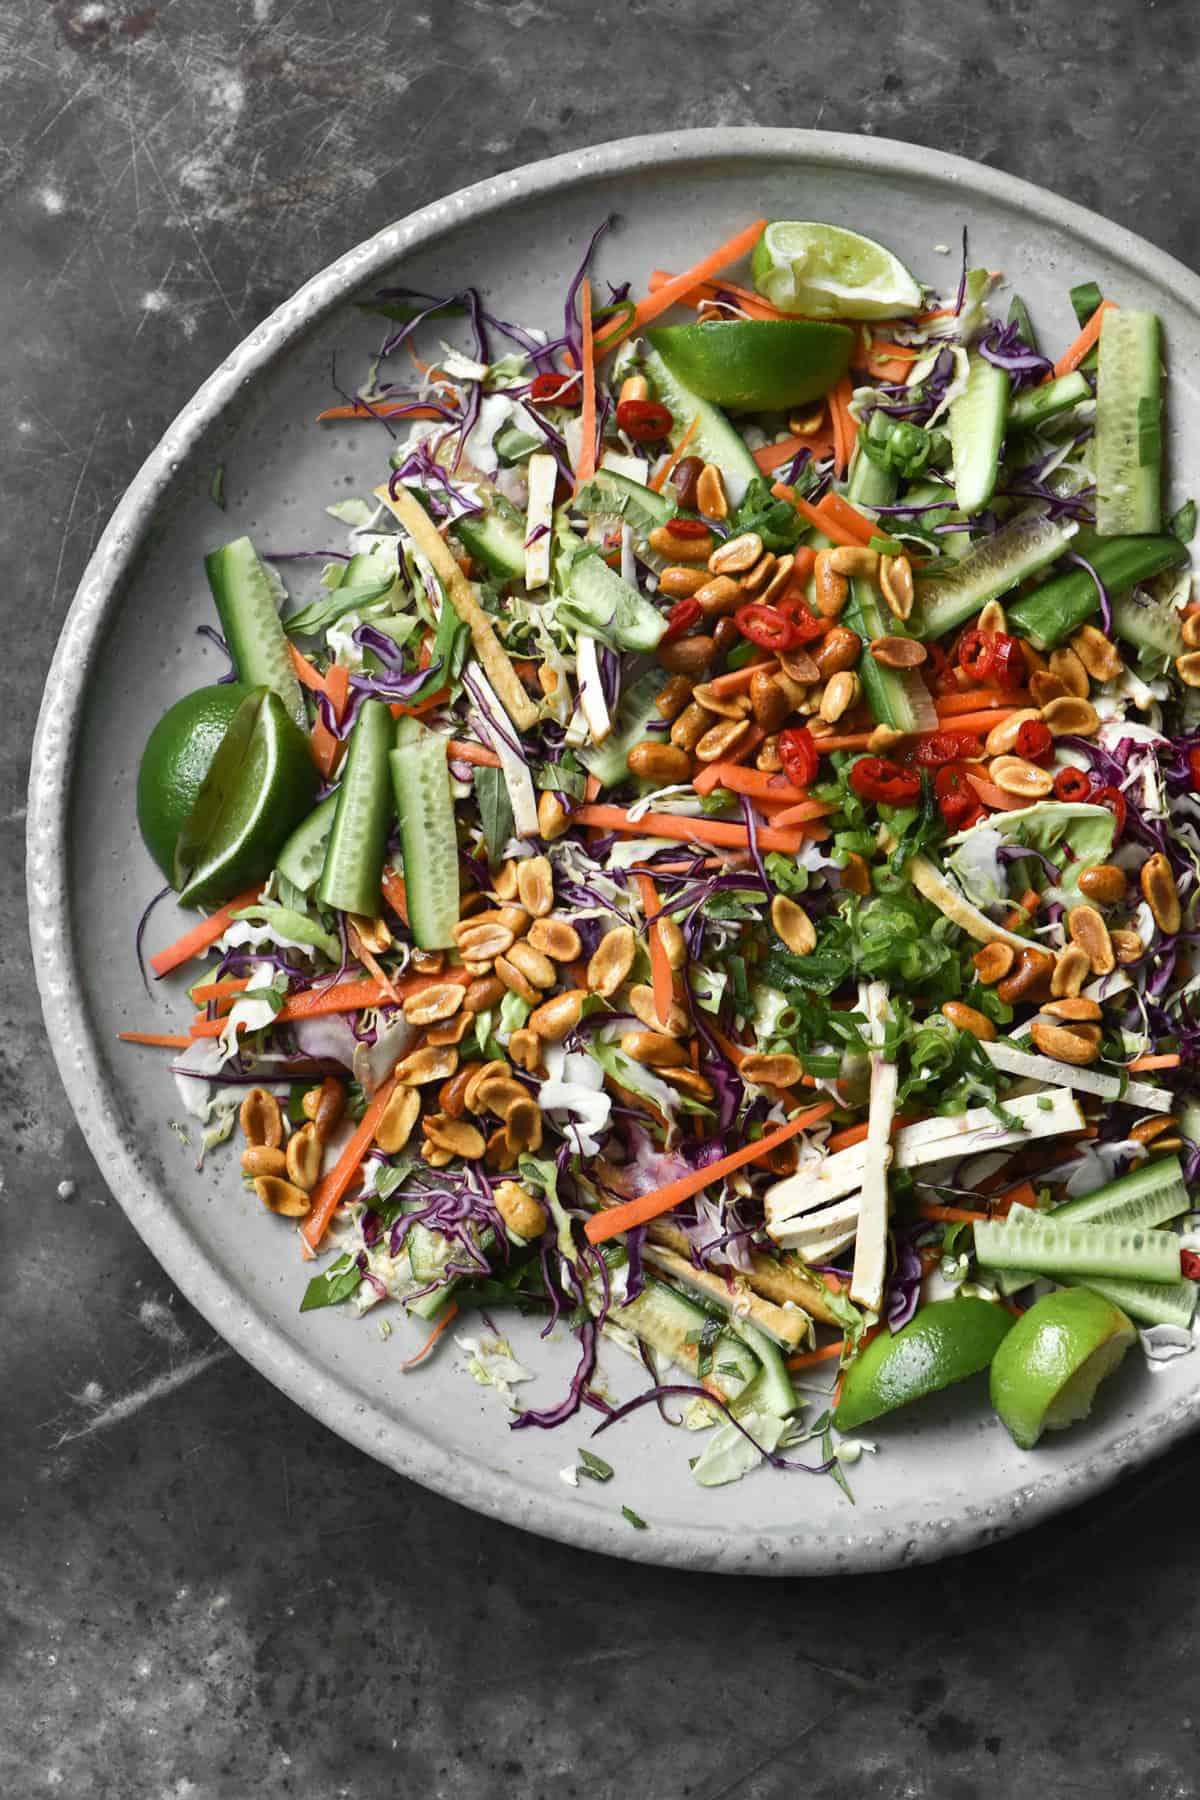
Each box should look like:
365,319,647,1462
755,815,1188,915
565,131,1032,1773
29,129,1200,1573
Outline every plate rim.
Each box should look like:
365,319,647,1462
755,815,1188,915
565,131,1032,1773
28,125,1200,1575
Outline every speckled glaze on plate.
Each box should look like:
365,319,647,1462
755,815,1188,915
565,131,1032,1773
28,129,1200,1574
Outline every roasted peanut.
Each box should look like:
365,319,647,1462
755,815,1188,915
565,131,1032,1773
240,1088,283,1150
629,983,689,1037
696,463,728,519
493,1179,546,1240
1077,863,1127,905
997,945,1055,1005
403,981,465,1025
748,669,791,732
762,555,795,606
694,576,744,618
867,724,907,754
394,1044,458,1086
497,904,532,939
656,634,715,677
492,862,519,902
657,565,709,599
439,1063,483,1118
989,754,1054,799
829,544,880,581
426,1012,471,1048
757,735,784,772
657,915,687,969
411,945,447,972
692,681,752,720
424,1113,487,1160
483,1125,518,1172
1177,651,1200,687
528,917,582,962
671,455,704,511
349,913,392,955
813,550,850,619
984,708,1043,757
654,673,696,720
1067,903,1116,975
463,975,506,1013
812,625,861,677
1030,1018,1101,1065
620,1030,689,1068
1042,996,1102,1022
528,988,588,1040
462,1060,509,1114
780,647,821,684
740,1051,804,1088
1182,612,1200,651
695,717,751,761
303,1076,346,1142
974,941,1016,984
494,955,540,1004
1130,1115,1181,1148
941,1001,997,1041
713,617,740,655
841,851,872,896
627,740,693,783
285,1122,323,1192
869,636,927,670
1050,945,1090,998
254,1177,311,1218
660,1067,715,1103
516,855,554,918
708,531,762,576
455,920,515,961
506,939,557,991
880,554,914,622
1048,646,1090,698
1041,695,1101,737
1141,852,1182,933
1029,670,1070,708
670,700,718,752
241,1145,287,1179
977,600,1008,635
771,894,816,955
1071,624,1123,683
1111,928,1144,965
473,1073,530,1120
538,789,570,840
619,374,649,405
820,670,861,724
508,1028,542,1074
587,926,636,998
648,522,715,563
375,1084,421,1153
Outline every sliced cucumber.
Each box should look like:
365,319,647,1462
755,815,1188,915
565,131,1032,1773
640,343,759,502
317,699,394,918
948,352,1010,513
205,536,306,730
573,468,676,536
275,791,339,894
974,1216,1183,1285
1112,579,1186,660
1008,371,1090,432
559,552,666,653
614,1276,760,1403
408,1220,461,1283
390,728,460,949
1094,309,1162,536
846,435,898,509
1054,1155,1188,1231
1006,531,1188,649
494,420,545,464
453,495,527,581
843,578,937,733
1058,1272,1197,1330
914,511,1078,639
731,1318,801,1417
576,667,665,788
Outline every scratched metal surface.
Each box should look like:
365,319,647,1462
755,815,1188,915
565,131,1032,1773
6,2,1200,1796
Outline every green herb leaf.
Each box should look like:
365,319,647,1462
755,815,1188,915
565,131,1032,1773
621,1505,649,1530
473,764,515,865
823,1422,856,1504
286,575,396,638
210,465,226,510
1170,499,1197,544
729,476,805,552
577,1448,614,1483
300,1254,362,1312
1068,280,1103,329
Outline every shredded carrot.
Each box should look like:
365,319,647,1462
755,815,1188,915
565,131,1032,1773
574,278,598,491
118,1031,193,1049
768,800,835,831
917,305,955,324
698,660,772,699
398,1302,460,1369
190,977,251,1003
572,803,803,854
446,738,502,768
346,920,401,1004
311,663,349,779
288,642,328,695
927,707,1020,737
693,762,810,802
192,967,474,1035
584,1101,834,1244
1052,298,1117,380
994,1180,1038,1216
302,1076,399,1250
646,269,788,319
753,432,835,474
916,1202,990,1224
1127,1053,1181,1073
391,692,449,720
380,867,409,927
597,219,768,355
817,491,877,544
648,415,700,493
827,378,857,478
770,483,865,550
803,730,876,754
635,872,674,1029
785,1341,845,1371
149,886,264,978
935,689,1030,717
965,771,1031,812
315,402,450,424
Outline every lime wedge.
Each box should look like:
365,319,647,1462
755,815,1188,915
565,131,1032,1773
989,1287,1135,1450
834,1297,1013,1431
175,687,319,907
137,682,254,878
752,221,923,320
645,319,853,412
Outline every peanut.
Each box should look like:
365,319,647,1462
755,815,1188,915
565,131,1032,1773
696,463,728,520
627,740,693,783
1067,903,1116,975
1050,945,1090,998
473,1073,530,1120
654,673,695,720
1130,1115,1181,1148
771,894,816,955
463,975,506,1013
285,1122,323,1192
1029,670,1070,708
494,956,540,1004
973,941,1016,985
740,1051,804,1088
1029,1018,1101,1065
516,855,555,918
661,1067,714,1103
304,1076,346,1143
671,455,704,510
620,1030,689,1068
984,709,1043,757
829,544,880,581
241,1146,287,1179
780,648,821,684
1176,652,1200,687
695,717,751,761
1110,928,1144,965
492,863,519,901
508,1029,542,1074
1077,863,1127,905
1182,613,1200,651
657,915,687,969
749,669,791,732
629,983,689,1037
708,531,763,576
1048,646,1090,698
537,790,570,840
813,551,849,619
493,1179,546,1241
1042,996,1102,1022
254,1177,311,1218
374,1084,421,1153
528,988,588,1040
527,917,582,962
439,1063,483,1118
403,981,465,1025
454,920,515,961
239,1088,283,1150
670,700,718,752
819,670,861,724
426,1012,471,1048
694,576,744,618
977,600,1008,635
1071,624,1123,683
880,554,914,622
868,636,927,670
657,565,709,598
656,635,715,677
587,926,636,998
394,1044,458,1086
1041,695,1101,738
941,1001,997,1041
812,626,861,677
1141,852,1182,934
997,945,1055,1005
841,851,871,896
867,724,906,754
423,1113,487,1160
648,522,715,563
989,754,1054,799
691,681,752,720
462,1060,509,1114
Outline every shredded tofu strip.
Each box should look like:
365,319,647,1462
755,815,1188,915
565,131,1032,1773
524,453,556,590
850,982,898,1312
465,662,539,837
982,1039,1174,1113
374,482,539,731
646,1223,842,1326
640,1245,809,1351
575,634,611,743
906,852,1030,952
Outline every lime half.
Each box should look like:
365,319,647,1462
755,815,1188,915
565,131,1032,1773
990,1287,1135,1450
645,319,854,412
137,682,254,878
752,221,924,320
834,1297,1013,1432
174,687,318,907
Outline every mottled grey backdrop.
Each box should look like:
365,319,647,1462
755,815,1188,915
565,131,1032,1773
5,2,1200,1796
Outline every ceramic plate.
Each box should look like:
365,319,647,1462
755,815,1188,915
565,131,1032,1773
29,129,1200,1573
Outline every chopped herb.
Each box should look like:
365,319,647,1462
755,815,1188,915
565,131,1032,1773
621,1505,649,1530
823,1420,855,1504
300,1254,362,1313
210,465,226,510
473,764,515,864
576,1447,614,1482
1170,499,1196,543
